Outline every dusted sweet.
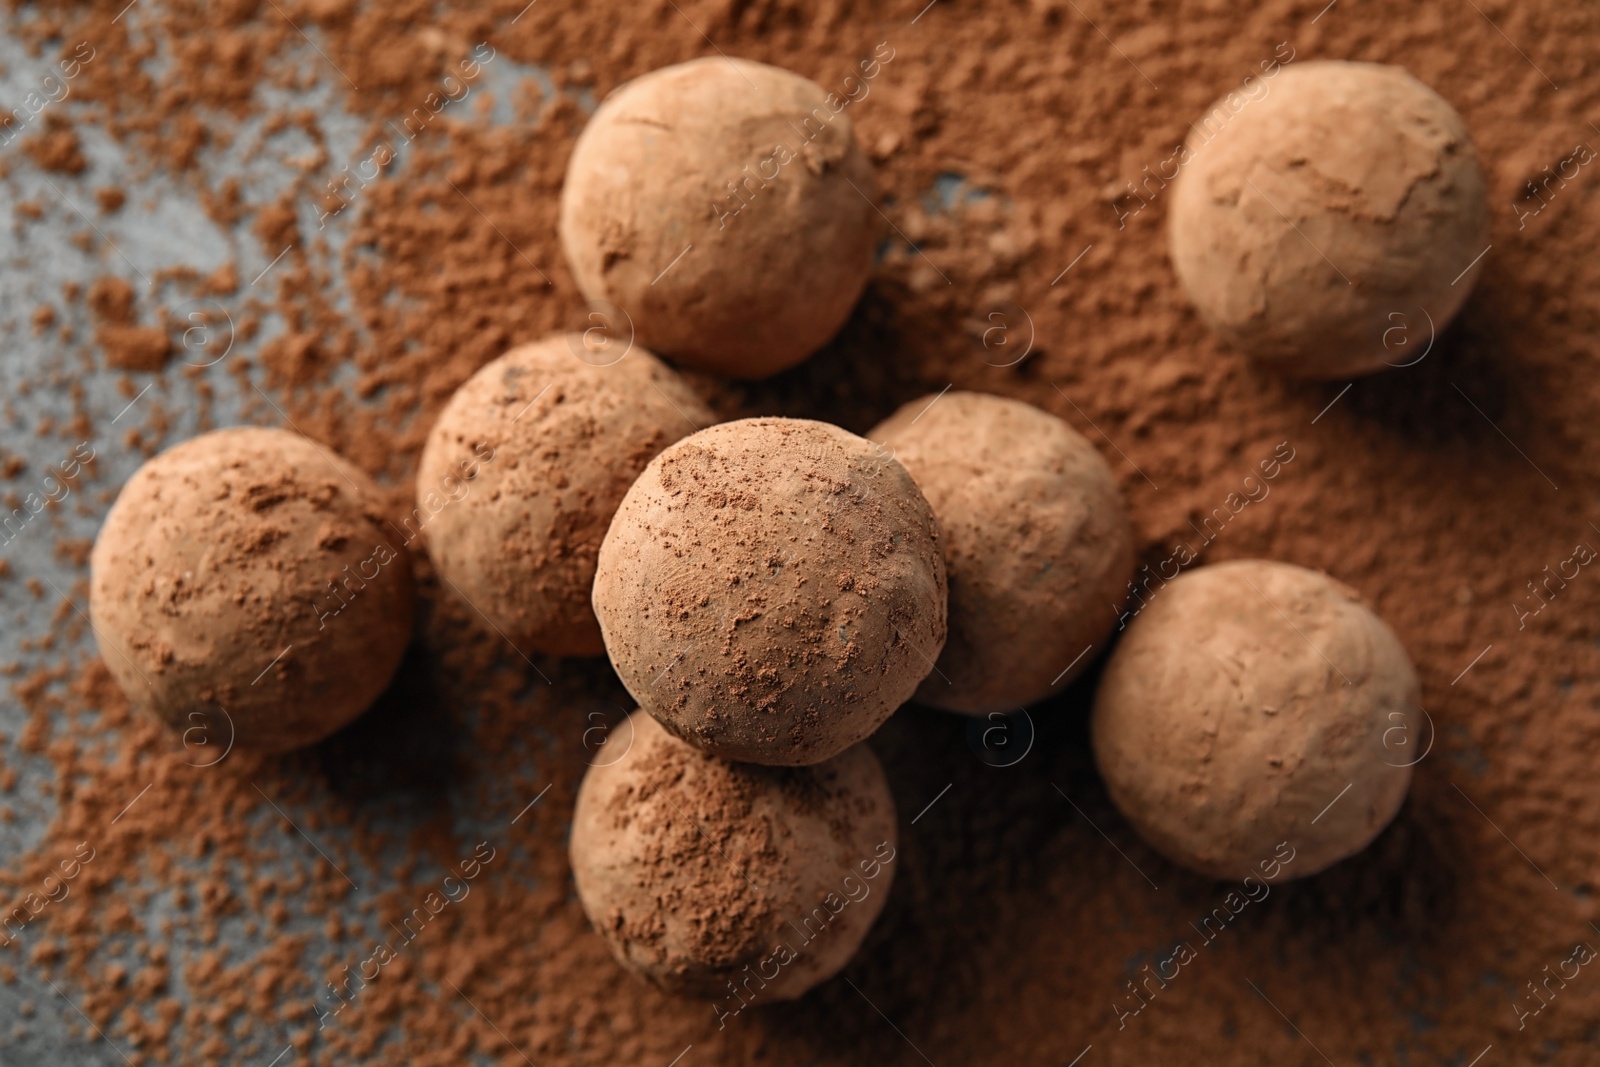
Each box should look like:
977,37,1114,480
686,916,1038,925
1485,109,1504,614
416,334,713,657
592,417,947,766
559,57,878,378
1091,560,1418,880
869,392,1134,713
89,427,414,753
1168,61,1490,379
570,711,898,1000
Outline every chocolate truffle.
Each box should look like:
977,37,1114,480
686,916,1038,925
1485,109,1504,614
559,57,878,378
869,392,1134,714
570,711,899,1000
1091,560,1418,880
416,334,713,657
89,427,414,753
592,417,947,766
1168,61,1490,379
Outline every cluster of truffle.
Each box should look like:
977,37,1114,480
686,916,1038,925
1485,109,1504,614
89,54,1466,1003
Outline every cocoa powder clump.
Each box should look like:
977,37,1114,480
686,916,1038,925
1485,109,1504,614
88,277,171,372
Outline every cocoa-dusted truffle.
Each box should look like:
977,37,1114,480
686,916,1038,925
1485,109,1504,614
570,711,898,1000
415,334,713,657
559,57,878,379
592,417,947,766
1091,560,1417,880
869,391,1134,714
89,427,414,753
1168,61,1489,379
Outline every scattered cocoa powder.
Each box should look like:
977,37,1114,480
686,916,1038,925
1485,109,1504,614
21,117,86,176
87,277,170,372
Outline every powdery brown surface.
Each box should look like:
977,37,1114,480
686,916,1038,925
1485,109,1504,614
1091,560,1417,881
2,1,1599,1065
569,712,896,1001
559,57,879,378
1167,60,1492,378
594,417,947,767
416,335,713,657
88,427,415,753
869,391,1134,714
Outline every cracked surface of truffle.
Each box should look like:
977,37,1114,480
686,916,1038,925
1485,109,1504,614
1091,559,1417,880
88,427,415,753
592,417,947,766
559,57,878,378
570,711,898,999
1168,61,1490,379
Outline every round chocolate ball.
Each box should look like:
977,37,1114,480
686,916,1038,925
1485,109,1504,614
89,427,414,753
416,334,713,657
869,392,1135,714
592,417,947,766
1091,560,1418,880
570,711,898,1000
1168,61,1489,379
559,57,878,378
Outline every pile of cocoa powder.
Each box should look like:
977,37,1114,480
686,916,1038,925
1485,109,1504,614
3,0,1599,1065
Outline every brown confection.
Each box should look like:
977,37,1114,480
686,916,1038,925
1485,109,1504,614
88,427,414,752
592,417,947,766
415,334,713,657
558,57,878,379
570,711,898,1000
1168,61,1490,379
1091,559,1417,880
868,391,1134,714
